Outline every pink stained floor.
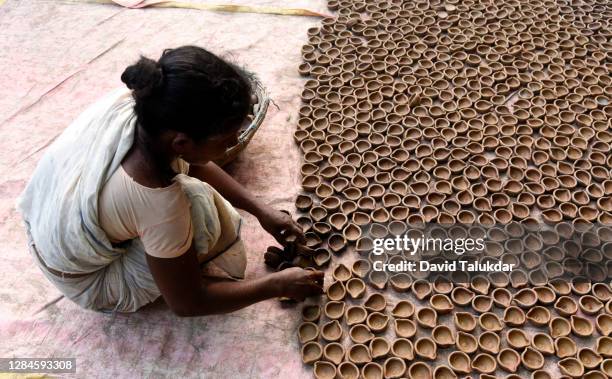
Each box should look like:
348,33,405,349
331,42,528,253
0,0,328,377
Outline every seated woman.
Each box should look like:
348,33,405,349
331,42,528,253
17,45,323,316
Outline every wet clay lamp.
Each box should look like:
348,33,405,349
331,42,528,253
451,287,474,306
369,337,390,360
415,337,437,360
391,300,414,319
368,270,388,290
302,304,321,323
389,273,412,292
579,347,603,369
597,336,612,358
555,296,578,316
332,263,351,282
349,324,373,344
526,306,551,326
531,333,555,355
321,319,342,342
559,357,584,378
383,357,406,378
412,280,433,300
394,318,416,339
408,362,431,379
456,331,478,354
472,295,493,313
351,259,370,279
327,233,347,254
348,344,371,365
430,294,454,314
346,278,366,299
514,288,537,308
470,275,490,295
555,336,577,358
579,295,604,315
391,338,413,360
533,286,556,305
326,281,346,301
503,306,526,327
549,317,572,338
298,321,319,344
323,342,345,365
471,353,496,374
416,307,437,329
521,347,544,371
479,331,501,354
593,283,612,302
479,312,504,332
432,325,455,348
364,293,386,312
301,341,323,364
497,348,521,373
432,365,456,379
597,314,612,336
314,361,336,379
491,287,512,308
507,328,530,350
345,305,367,325
448,351,471,374
313,248,331,267
454,312,477,332
366,312,389,333
361,362,383,379
571,315,595,337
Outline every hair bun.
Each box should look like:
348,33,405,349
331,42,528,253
121,56,163,95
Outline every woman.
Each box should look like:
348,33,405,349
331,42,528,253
17,46,323,315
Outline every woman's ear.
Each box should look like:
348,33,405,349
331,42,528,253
171,132,195,156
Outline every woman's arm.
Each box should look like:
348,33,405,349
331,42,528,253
146,243,323,317
189,162,303,244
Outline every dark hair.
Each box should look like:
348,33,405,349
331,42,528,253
121,46,252,140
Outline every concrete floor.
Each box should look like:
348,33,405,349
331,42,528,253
0,0,327,377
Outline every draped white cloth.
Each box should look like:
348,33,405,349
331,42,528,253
17,89,247,313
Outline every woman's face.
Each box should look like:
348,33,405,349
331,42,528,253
174,127,240,164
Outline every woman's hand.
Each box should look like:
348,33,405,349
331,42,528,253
257,207,303,246
271,267,324,301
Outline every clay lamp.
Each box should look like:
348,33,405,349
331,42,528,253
366,312,389,333
451,287,474,306
416,307,437,329
503,306,526,327
408,362,431,379
412,279,433,300
323,300,345,321
345,307,367,329
448,351,470,374
549,278,571,296
597,314,612,336
579,295,604,315
603,360,612,378
345,278,366,299
533,286,556,305
497,348,520,373
571,277,592,295
478,331,500,354
571,315,594,337
415,337,437,360
313,248,331,267
549,317,572,338
491,287,512,307
364,293,386,313
360,362,382,379
597,336,612,358
531,333,555,355
471,353,496,374
454,312,477,332
521,347,544,371
472,295,493,313
349,324,373,345
507,328,530,350
301,341,323,364
394,318,416,339
322,342,344,365
298,320,319,345
351,259,370,279
578,347,603,369
368,270,388,290
332,263,351,282
430,294,454,314
389,273,412,293
326,281,345,302
526,306,551,326
470,275,490,295
391,338,413,361
559,357,584,378
479,312,503,332
348,344,371,365
513,288,537,308
554,336,577,359
455,331,478,355
355,237,374,255
313,361,336,379
327,233,346,254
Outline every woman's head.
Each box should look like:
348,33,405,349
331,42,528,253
121,46,252,163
